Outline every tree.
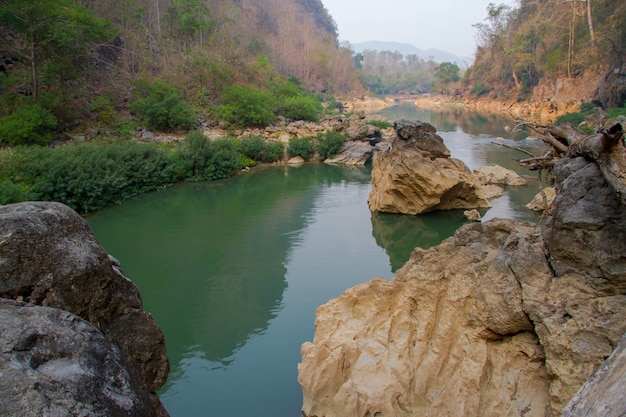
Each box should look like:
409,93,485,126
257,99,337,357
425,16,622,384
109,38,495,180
0,0,115,97
434,62,460,84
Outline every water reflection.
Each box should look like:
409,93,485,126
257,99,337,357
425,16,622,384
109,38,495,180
371,211,467,271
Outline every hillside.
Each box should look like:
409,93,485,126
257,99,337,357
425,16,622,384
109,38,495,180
465,0,626,107
0,0,362,144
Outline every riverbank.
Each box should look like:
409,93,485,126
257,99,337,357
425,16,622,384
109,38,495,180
412,94,579,124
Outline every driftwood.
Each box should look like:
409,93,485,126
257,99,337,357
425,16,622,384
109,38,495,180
514,119,626,204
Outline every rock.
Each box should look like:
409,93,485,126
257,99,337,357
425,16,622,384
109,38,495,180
299,219,551,417
0,202,169,416
474,164,528,186
476,183,504,200
526,187,556,212
368,120,490,214
300,151,626,416
324,141,373,166
345,124,381,143
287,156,305,165
141,130,155,141
464,209,482,221
561,333,626,417
0,299,156,417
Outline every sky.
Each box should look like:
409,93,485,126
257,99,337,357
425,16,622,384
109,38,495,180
320,0,518,58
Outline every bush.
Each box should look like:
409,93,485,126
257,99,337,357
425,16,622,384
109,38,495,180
0,179,35,205
367,120,393,129
4,141,180,213
470,81,491,97
0,103,58,145
130,80,196,131
287,136,315,160
218,85,277,128
275,95,323,122
316,131,346,160
238,136,284,163
180,132,246,180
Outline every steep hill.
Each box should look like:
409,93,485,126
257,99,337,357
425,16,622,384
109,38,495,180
466,0,626,107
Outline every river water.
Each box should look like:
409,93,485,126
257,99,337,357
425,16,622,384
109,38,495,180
87,103,546,417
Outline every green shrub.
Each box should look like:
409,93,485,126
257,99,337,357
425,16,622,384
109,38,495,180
238,136,284,163
0,103,58,145
555,112,587,126
181,133,246,180
130,80,196,131
275,95,323,122
470,81,491,97
218,85,277,128
5,141,180,213
287,136,315,160
367,120,393,129
316,131,346,160
0,179,35,205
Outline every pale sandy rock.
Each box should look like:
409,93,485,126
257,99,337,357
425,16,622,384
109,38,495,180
561,333,626,417
368,120,490,214
464,209,482,221
299,219,551,417
474,164,528,186
287,156,305,165
526,187,556,212
300,152,626,417
324,141,373,166
476,184,504,200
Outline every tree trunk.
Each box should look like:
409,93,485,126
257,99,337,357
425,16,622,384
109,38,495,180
587,0,595,46
29,28,39,98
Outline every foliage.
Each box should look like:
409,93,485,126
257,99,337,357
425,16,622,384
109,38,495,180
276,95,323,122
0,141,181,213
0,103,58,145
470,81,491,97
130,80,196,131
315,131,346,160
367,120,393,129
287,136,315,160
357,49,437,95
218,85,277,128
180,132,247,180
237,136,284,163
434,62,461,84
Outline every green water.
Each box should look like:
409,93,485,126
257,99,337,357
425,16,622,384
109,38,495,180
87,104,546,417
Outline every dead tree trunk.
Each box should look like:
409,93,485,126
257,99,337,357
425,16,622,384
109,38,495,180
515,120,625,204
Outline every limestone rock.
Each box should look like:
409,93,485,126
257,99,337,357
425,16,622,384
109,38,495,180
345,124,382,143
526,187,556,212
561,333,626,417
0,299,156,417
324,141,373,166
368,120,490,214
287,156,305,165
299,219,551,417
300,151,626,417
473,164,528,186
0,202,169,415
464,209,482,221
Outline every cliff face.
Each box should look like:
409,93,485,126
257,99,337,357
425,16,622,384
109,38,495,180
0,202,170,416
299,151,626,415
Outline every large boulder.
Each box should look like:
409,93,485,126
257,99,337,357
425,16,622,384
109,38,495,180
324,141,374,166
368,119,490,214
473,164,528,186
0,299,156,417
299,149,626,416
0,202,170,416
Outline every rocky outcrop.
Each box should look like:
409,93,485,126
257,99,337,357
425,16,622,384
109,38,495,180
561,333,626,417
526,187,556,212
367,119,491,214
0,202,170,416
324,140,374,165
473,164,528,186
299,150,626,416
0,299,156,417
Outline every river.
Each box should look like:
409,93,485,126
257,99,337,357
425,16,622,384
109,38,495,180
87,103,546,417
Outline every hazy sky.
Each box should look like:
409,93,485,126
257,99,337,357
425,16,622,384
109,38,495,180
321,0,518,57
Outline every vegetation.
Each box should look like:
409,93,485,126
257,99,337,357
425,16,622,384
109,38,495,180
356,49,437,95
287,137,315,160
316,131,347,160
468,0,626,101
130,80,196,131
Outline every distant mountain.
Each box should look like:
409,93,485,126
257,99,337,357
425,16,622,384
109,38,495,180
351,41,471,67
